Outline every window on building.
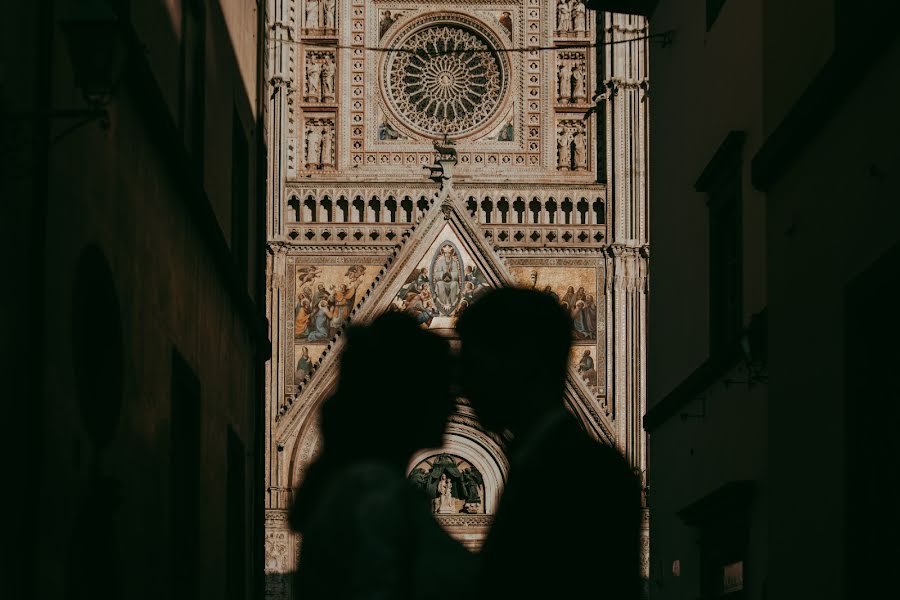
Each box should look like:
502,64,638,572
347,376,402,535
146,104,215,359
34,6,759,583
697,131,744,358
180,0,206,168
706,0,729,30
231,108,249,286
845,242,900,598
171,350,201,600
679,481,753,600
227,426,247,600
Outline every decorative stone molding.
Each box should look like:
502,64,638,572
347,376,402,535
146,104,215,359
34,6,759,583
264,8,648,598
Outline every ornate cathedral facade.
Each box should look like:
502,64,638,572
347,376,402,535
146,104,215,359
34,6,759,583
263,2,649,595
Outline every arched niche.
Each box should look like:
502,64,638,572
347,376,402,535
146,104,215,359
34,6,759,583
408,423,507,515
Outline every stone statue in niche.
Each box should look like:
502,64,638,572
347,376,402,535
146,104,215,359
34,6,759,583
305,0,319,28
321,57,336,101
436,473,455,514
305,123,322,167
305,58,322,102
320,123,334,167
557,0,571,33
573,0,587,32
559,55,587,103
305,53,335,103
573,124,587,170
557,123,573,170
408,454,485,515
572,62,586,101
558,61,572,101
461,468,484,512
323,0,335,29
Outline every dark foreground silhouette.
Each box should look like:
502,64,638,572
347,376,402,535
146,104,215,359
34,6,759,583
290,312,472,600
457,288,642,600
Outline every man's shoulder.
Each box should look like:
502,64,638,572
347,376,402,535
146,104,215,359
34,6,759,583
514,412,634,482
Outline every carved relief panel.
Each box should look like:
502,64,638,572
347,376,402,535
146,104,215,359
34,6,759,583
302,0,338,33
303,50,337,104
290,1,598,180
303,116,336,170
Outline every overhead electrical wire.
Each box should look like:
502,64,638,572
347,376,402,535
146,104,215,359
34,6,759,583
266,30,674,55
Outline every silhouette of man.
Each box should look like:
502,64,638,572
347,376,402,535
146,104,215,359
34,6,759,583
456,288,641,599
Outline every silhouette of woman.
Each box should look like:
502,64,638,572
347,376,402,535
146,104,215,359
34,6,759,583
290,311,472,600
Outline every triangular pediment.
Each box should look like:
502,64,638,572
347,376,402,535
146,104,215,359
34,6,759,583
276,185,614,451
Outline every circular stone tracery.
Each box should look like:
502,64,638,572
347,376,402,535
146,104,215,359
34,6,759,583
384,18,508,137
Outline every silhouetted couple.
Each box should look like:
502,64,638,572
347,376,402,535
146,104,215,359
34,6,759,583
290,288,642,600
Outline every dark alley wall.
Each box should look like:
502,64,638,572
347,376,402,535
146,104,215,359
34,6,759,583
1,1,269,598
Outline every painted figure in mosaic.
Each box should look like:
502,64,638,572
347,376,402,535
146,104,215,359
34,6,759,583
573,299,593,338
499,11,513,36
561,285,576,308
305,0,319,28
408,292,433,326
585,294,598,332
464,265,488,292
577,349,597,387
431,243,461,314
295,295,312,337
306,299,334,341
378,120,403,140
379,10,397,38
296,346,312,380
398,267,429,300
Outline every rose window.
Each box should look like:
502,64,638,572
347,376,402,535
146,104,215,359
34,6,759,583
384,20,508,137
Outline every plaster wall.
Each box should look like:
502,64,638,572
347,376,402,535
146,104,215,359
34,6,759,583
766,39,900,600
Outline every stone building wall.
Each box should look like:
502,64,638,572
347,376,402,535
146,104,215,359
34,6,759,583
263,2,649,595
2,1,268,598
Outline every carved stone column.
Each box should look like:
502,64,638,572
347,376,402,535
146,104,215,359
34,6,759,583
265,2,298,597
604,9,648,474
604,12,650,588
267,0,297,241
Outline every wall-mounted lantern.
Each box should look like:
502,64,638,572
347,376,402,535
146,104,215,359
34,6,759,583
59,0,127,110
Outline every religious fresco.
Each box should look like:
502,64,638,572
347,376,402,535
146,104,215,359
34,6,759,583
409,453,485,515
391,227,491,328
378,9,403,39
571,345,599,390
293,344,327,384
508,265,600,340
293,265,378,342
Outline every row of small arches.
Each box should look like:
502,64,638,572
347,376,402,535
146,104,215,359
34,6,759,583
288,194,432,224
287,193,606,226
465,196,605,226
